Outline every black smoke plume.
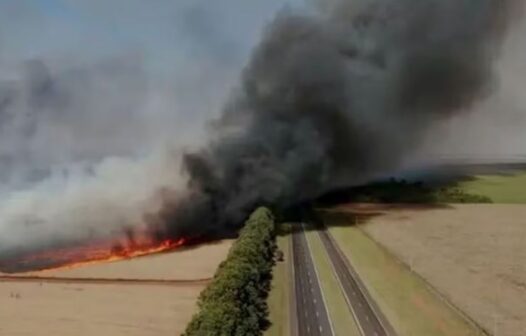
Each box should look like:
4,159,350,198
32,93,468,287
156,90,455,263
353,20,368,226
159,0,522,237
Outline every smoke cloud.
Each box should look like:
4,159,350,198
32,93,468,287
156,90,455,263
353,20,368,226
0,0,286,257
157,0,523,236
0,0,523,262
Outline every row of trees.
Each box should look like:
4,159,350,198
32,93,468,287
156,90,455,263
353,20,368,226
318,178,492,205
183,207,277,336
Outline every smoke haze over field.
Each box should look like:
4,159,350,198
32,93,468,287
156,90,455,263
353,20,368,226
0,0,524,257
167,0,524,234
0,0,293,253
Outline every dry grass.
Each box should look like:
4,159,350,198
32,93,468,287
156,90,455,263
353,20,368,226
0,282,201,336
24,240,233,280
350,204,526,336
0,240,233,336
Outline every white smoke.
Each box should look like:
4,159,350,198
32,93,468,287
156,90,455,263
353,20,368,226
417,14,526,163
0,0,299,254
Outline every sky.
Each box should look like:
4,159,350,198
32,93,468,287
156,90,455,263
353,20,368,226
0,0,306,76
0,0,310,180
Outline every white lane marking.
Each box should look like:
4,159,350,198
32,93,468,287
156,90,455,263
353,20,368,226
366,315,369,321
317,231,365,336
319,326,323,333
326,230,392,335
303,225,335,336
316,311,319,317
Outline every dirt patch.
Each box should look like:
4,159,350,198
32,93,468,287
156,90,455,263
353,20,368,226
352,204,526,336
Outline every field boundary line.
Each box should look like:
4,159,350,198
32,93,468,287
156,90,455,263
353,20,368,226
0,275,211,287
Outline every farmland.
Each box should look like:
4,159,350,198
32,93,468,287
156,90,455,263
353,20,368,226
356,204,526,336
458,172,526,203
0,241,233,336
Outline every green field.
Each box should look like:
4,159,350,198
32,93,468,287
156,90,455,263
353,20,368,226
265,234,290,336
458,172,526,203
325,212,486,336
305,229,361,336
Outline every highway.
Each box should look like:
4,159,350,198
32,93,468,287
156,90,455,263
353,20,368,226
318,229,394,336
291,226,334,336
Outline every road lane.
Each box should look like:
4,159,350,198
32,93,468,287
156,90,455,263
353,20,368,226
318,229,395,336
292,226,334,336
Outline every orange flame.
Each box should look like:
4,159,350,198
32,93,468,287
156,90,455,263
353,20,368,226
9,236,188,273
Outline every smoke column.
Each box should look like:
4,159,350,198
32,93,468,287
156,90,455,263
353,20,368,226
159,0,523,236
0,0,523,260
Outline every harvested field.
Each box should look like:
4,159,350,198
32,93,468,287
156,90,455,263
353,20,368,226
0,282,201,336
341,204,526,336
0,240,233,336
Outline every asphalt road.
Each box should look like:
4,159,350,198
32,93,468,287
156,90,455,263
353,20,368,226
292,226,334,336
318,229,394,336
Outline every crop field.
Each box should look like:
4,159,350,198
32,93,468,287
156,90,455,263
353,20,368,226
0,240,233,336
457,172,526,203
336,204,526,336
324,209,484,336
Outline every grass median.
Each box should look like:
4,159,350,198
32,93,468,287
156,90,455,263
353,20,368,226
305,227,361,336
324,212,486,336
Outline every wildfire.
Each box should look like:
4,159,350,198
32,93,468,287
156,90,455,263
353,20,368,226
0,235,188,274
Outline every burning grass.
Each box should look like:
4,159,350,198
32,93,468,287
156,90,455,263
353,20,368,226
0,235,188,274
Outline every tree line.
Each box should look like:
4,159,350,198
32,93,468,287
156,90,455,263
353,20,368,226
183,207,277,336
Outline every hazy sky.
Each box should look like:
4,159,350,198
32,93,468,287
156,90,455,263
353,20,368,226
0,0,310,187
0,0,305,76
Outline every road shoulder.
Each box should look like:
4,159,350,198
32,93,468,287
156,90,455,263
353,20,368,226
325,211,486,336
265,234,291,336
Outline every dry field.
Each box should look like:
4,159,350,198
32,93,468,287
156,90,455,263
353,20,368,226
23,240,233,280
0,240,233,336
343,204,526,336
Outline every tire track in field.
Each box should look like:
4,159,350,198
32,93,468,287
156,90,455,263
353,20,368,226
0,275,211,287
